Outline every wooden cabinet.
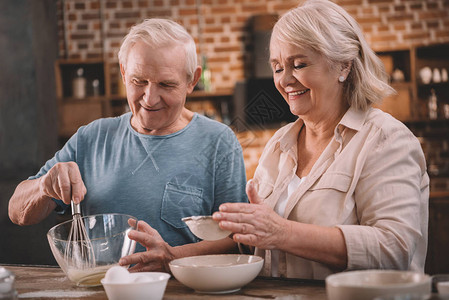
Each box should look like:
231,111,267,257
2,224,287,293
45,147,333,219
54,59,233,139
406,119,449,275
376,49,414,121
415,44,449,120
185,89,234,125
376,43,449,122
55,59,112,138
426,193,449,275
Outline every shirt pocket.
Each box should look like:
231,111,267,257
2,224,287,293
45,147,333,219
309,172,352,193
161,182,204,229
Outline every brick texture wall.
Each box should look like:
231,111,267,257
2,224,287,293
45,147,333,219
57,0,449,92
56,0,449,181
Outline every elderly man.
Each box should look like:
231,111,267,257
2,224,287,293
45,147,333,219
9,18,247,272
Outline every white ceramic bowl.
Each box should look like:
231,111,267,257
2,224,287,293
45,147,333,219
182,216,231,241
101,272,170,300
432,274,449,295
437,281,449,295
326,270,431,300
169,254,263,294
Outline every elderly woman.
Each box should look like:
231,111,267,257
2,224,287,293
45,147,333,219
213,0,429,279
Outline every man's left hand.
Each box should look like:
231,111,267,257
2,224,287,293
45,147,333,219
119,220,176,273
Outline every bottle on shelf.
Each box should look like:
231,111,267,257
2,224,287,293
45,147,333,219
442,68,448,82
72,68,86,99
433,68,441,83
92,79,100,96
428,88,438,120
199,55,212,92
444,103,449,119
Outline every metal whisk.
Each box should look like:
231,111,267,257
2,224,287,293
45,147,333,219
64,201,96,269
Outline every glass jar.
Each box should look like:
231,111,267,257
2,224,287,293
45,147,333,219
72,68,87,99
0,267,18,300
428,89,438,120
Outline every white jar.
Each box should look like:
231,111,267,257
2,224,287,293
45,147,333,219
72,68,86,99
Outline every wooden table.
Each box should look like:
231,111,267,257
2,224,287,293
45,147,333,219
4,265,327,299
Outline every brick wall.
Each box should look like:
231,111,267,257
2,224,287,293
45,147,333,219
56,0,449,181
57,0,449,92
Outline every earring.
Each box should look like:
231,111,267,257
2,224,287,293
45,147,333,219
338,76,345,82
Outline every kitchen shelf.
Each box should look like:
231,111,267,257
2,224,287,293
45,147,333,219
431,191,449,199
61,96,111,102
55,59,106,99
105,89,234,102
378,49,412,82
54,59,112,139
188,89,233,100
54,58,235,139
414,44,449,120
376,43,449,122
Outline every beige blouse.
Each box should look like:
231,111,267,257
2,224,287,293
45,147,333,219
252,107,429,279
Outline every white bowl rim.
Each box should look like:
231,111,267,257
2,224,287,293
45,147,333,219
47,213,138,237
181,215,212,221
326,270,431,289
100,272,171,286
169,254,264,269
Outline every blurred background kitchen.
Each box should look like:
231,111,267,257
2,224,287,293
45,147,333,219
1,0,448,274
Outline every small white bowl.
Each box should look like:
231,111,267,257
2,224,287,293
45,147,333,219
326,270,431,300
101,272,170,300
182,216,231,241
437,281,449,295
169,254,263,294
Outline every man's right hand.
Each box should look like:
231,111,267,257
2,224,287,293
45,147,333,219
39,162,87,205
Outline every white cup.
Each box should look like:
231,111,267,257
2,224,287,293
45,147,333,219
438,281,449,295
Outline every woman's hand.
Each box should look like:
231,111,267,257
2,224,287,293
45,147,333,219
119,220,176,273
213,180,291,250
39,162,87,205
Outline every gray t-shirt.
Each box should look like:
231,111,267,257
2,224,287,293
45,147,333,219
30,112,247,247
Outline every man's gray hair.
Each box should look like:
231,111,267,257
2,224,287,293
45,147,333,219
118,18,198,83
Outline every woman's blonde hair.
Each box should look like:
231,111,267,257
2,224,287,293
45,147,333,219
272,0,395,110
118,18,198,83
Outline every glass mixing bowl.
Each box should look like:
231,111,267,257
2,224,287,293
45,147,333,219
47,213,137,287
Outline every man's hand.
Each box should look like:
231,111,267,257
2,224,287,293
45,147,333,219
119,220,176,273
39,162,87,204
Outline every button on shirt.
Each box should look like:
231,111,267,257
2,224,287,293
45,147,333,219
253,107,429,279
271,174,305,277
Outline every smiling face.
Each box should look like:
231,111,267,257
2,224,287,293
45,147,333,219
269,38,349,121
120,41,198,135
